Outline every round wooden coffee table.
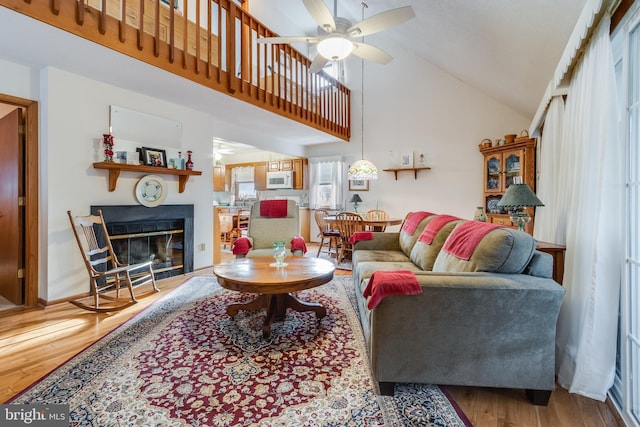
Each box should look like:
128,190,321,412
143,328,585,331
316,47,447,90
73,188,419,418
213,256,335,338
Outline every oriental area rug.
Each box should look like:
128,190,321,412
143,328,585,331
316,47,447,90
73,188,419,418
10,276,472,426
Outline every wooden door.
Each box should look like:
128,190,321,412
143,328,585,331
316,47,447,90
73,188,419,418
0,109,24,304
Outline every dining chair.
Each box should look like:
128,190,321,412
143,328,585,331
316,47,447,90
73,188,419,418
67,210,159,312
365,209,390,231
334,212,365,264
313,209,340,257
219,214,234,249
232,209,251,241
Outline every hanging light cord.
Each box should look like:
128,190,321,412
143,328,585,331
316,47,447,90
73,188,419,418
361,2,367,160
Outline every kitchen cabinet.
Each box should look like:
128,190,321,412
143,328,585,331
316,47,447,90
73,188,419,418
213,165,225,191
479,138,536,234
239,158,306,190
292,158,306,189
254,162,268,190
299,208,310,242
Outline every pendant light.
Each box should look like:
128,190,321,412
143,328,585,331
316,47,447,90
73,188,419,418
348,1,378,181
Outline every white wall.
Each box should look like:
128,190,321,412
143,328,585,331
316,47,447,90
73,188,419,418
305,44,530,223
39,67,215,301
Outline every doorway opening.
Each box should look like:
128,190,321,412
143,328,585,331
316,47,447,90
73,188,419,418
0,94,39,312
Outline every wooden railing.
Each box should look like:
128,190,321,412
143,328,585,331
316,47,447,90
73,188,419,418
1,0,351,140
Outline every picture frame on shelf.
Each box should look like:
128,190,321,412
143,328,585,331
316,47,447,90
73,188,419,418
349,179,369,191
400,151,413,168
141,147,167,167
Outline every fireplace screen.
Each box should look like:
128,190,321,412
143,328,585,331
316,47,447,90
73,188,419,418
107,220,184,280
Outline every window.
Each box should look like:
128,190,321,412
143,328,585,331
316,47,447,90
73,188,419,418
613,3,640,426
309,158,344,210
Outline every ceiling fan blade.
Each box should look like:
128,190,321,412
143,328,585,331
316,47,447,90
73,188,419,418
351,42,393,64
257,36,320,44
347,6,415,38
303,0,336,33
309,54,330,73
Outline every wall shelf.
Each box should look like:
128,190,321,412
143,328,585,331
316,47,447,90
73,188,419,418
382,167,431,180
93,162,202,193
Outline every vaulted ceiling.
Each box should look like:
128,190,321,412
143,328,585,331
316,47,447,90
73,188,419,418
0,0,587,149
262,0,587,118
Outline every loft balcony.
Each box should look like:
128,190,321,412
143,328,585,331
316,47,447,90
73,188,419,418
1,0,351,140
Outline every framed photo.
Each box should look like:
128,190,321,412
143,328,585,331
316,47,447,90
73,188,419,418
400,151,413,168
114,151,127,164
348,179,369,191
141,147,167,167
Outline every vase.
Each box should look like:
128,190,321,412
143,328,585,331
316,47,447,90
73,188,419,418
103,133,114,162
273,241,287,266
186,150,194,170
474,206,488,222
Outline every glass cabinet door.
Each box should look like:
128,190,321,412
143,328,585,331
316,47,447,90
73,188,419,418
485,155,502,193
503,149,523,188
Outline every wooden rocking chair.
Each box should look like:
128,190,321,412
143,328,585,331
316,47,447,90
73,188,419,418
67,210,159,312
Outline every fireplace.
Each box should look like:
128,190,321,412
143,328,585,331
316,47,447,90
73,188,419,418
91,205,194,280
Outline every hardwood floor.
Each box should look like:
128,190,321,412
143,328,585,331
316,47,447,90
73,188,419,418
0,244,623,426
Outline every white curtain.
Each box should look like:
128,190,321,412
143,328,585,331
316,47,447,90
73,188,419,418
534,95,565,244
308,157,344,210
554,15,624,401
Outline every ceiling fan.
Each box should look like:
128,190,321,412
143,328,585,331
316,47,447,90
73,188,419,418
257,0,415,73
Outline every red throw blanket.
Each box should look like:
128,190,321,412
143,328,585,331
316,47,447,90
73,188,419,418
259,200,288,217
290,236,307,254
349,231,374,246
402,211,434,235
362,270,422,309
418,214,460,244
442,221,505,260
232,237,252,255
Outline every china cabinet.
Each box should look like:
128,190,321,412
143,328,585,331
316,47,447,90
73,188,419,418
479,138,536,233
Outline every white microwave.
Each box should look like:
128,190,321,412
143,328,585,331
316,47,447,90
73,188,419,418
266,171,293,189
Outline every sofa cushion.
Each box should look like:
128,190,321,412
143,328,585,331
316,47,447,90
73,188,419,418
433,225,536,274
399,212,435,257
409,216,462,271
354,261,423,292
353,249,411,264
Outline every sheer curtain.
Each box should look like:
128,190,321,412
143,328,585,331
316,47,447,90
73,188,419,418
308,157,344,210
534,95,565,244
553,15,624,401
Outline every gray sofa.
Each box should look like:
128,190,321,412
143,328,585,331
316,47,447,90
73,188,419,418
352,212,566,405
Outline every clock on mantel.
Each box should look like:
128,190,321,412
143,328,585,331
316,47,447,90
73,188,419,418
93,162,202,193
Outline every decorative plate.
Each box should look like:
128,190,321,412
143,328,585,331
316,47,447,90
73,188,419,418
135,175,168,207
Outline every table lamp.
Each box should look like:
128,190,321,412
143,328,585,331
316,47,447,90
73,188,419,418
496,177,544,232
349,194,363,213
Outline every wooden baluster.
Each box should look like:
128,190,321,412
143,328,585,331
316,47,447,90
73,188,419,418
226,0,236,94
50,0,59,15
98,0,106,33
76,0,84,25
168,0,175,63
153,0,159,57
217,0,222,83
182,0,187,69
137,0,144,51
194,0,200,74
119,0,126,42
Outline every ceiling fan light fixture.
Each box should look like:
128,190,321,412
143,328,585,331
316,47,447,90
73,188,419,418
317,36,354,60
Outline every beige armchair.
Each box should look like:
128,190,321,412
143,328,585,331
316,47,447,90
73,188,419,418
233,200,304,258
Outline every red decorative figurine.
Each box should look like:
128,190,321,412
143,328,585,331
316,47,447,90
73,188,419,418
103,133,114,162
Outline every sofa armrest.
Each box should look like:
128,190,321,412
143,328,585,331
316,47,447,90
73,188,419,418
353,232,401,251
362,272,565,390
